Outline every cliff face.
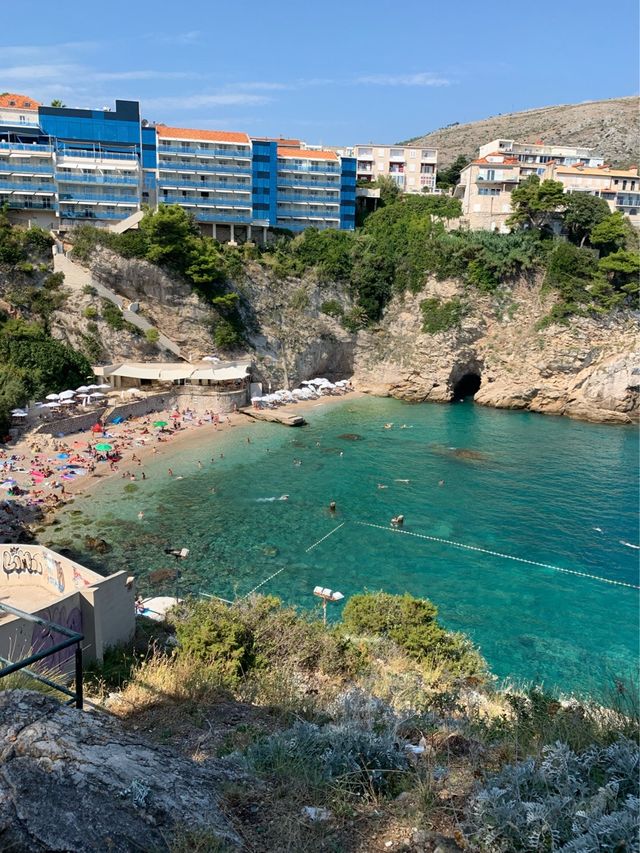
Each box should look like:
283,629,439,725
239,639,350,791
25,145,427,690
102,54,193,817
352,277,639,424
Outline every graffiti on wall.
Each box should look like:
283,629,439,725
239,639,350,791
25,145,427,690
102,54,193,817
30,604,83,669
2,547,44,578
45,552,65,593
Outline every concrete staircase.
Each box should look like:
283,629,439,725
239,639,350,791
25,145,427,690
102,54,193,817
108,210,144,234
53,252,186,360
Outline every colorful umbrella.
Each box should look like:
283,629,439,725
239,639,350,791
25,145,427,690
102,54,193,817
170,411,181,419
94,443,113,452
91,423,103,433
153,420,168,428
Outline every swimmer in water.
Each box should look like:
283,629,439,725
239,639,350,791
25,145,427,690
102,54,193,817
168,468,173,477
137,511,144,520
279,494,289,501
593,526,603,533
384,423,393,430
620,540,640,549
395,479,410,484
197,461,203,469
377,483,388,489
438,479,445,487
293,459,302,466
391,514,404,527
329,500,337,512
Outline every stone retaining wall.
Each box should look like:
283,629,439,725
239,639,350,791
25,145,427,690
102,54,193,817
34,407,108,437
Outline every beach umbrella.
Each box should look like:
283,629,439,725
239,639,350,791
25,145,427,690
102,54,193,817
11,411,28,418
59,390,76,399
45,393,60,401
56,452,69,460
43,402,60,408
91,423,103,433
76,385,90,393
96,384,111,390
86,384,100,391
94,442,113,452
170,411,181,419
89,392,106,399
153,420,168,428
60,399,76,406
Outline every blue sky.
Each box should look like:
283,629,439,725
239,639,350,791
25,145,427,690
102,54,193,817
3,0,638,145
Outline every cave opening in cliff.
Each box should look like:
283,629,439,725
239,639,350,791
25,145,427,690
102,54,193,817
452,372,481,400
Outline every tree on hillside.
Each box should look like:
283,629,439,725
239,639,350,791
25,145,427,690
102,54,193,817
139,205,199,269
436,155,469,190
589,211,633,256
50,99,66,108
507,175,566,231
374,175,403,206
563,193,611,246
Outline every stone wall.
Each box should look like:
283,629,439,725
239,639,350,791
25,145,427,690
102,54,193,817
105,393,169,422
34,407,108,437
174,387,248,413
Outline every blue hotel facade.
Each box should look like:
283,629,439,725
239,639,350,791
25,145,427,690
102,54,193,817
0,95,356,239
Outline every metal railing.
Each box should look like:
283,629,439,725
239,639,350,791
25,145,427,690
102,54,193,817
56,173,139,186
277,194,340,205
158,145,251,158
0,601,84,708
0,181,55,193
158,162,251,175
161,195,251,209
57,147,138,161
58,192,139,203
0,142,54,153
0,162,54,175
157,179,250,191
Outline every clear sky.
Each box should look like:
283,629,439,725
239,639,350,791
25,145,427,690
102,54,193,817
3,0,638,145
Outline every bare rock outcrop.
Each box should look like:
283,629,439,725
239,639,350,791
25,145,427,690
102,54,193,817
353,277,639,424
0,690,241,852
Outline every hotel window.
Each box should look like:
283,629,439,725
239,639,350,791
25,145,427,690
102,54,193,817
409,149,416,158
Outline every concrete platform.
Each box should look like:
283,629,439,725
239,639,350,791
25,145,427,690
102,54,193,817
139,596,180,621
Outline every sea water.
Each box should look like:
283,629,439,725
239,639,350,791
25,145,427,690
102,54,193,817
48,397,639,697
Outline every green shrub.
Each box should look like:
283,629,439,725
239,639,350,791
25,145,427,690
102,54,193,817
16,261,34,274
44,272,64,290
289,286,309,311
320,299,344,318
144,328,159,344
82,284,97,296
83,306,98,319
213,318,242,350
100,300,125,330
420,296,464,333
341,591,485,677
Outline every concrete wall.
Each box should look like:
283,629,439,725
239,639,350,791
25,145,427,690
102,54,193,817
0,545,135,669
105,393,169,423
173,387,248,413
34,407,108,436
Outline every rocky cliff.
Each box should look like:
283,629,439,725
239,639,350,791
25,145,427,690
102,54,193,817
353,277,639,424
0,690,241,852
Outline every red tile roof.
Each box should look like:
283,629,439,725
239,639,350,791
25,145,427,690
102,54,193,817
0,93,40,110
156,124,250,144
277,147,338,161
472,156,519,167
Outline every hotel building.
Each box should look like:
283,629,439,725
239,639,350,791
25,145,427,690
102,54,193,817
352,143,438,193
456,138,638,232
0,93,356,239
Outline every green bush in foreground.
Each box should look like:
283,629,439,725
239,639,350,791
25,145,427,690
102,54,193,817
342,591,486,678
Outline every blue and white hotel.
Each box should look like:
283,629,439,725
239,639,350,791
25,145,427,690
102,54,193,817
0,93,356,240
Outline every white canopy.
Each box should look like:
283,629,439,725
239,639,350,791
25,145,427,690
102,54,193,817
59,389,76,399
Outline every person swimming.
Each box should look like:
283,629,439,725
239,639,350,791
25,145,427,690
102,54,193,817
329,501,337,512
395,479,410,484
137,511,144,519
377,484,388,489
391,514,404,527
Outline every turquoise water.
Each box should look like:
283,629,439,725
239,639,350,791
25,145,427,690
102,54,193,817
48,397,639,697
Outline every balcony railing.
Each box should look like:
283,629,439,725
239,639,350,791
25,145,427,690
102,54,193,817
277,211,340,221
193,211,253,224
277,163,340,175
277,178,340,190
56,173,139,186
57,147,138,161
0,181,55,193
160,195,251,209
0,162,54,175
59,209,129,220
0,198,57,210
0,142,54,154
158,145,251,159
157,179,250,191
59,192,138,204
277,194,340,205
158,162,251,175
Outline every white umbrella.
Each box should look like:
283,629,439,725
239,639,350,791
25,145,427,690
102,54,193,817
76,385,90,393
310,378,328,385
202,356,220,362
60,399,76,406
96,384,111,390
89,392,106,399
59,389,76,399
335,380,348,387
45,393,60,401
11,411,28,418
44,402,60,408
86,384,100,391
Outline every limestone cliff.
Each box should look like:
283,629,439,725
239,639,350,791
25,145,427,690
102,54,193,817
353,277,638,424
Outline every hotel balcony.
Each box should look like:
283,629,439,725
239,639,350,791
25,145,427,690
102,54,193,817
0,180,55,194
59,209,130,220
56,172,139,186
160,195,252,209
0,196,57,210
191,211,253,224
158,162,251,176
277,207,340,218
276,162,340,176
277,177,340,190
56,148,138,163
0,142,54,155
58,192,138,205
158,145,251,159
0,161,54,176
277,194,339,205
157,179,250,192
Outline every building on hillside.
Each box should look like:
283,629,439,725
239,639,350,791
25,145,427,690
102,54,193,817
352,143,438,193
0,94,356,239
477,138,605,168
455,140,639,231
553,165,640,227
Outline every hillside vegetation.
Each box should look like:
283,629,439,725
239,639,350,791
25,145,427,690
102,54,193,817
405,96,640,168
82,591,639,853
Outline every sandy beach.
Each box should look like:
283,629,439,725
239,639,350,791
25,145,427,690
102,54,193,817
0,391,364,542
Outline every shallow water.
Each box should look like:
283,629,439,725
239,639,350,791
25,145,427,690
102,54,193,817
48,397,639,697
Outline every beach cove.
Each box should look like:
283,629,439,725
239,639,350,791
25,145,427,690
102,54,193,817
41,395,640,698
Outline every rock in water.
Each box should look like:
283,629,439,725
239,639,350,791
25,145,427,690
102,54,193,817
0,690,241,851
84,536,112,554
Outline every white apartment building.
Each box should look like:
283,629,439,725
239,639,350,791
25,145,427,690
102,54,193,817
478,138,605,169
352,144,438,193
456,139,637,232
